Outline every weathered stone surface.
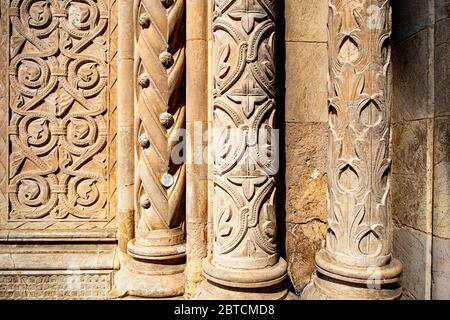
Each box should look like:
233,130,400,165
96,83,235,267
432,236,450,299
285,0,328,43
392,30,433,123
285,221,326,295
435,18,450,117
393,226,428,300
391,120,428,232
392,0,430,42
285,123,328,224
285,42,328,123
433,117,450,239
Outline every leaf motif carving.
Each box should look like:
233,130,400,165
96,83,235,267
9,152,25,178
216,127,232,163
78,179,95,201
78,63,96,83
18,179,40,201
261,34,275,80
93,37,107,62
29,2,46,23
71,118,89,140
19,60,41,83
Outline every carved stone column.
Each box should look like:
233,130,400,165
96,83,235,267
303,0,402,300
200,0,287,300
112,0,186,298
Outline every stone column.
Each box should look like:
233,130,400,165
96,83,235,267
185,0,209,297
112,0,186,298
200,0,287,300
116,0,135,263
303,0,403,300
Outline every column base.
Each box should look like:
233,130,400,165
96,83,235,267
196,255,288,300
302,249,402,300
109,242,186,299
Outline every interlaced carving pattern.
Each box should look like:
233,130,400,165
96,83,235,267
134,0,185,246
1,0,117,228
326,0,392,267
212,0,278,269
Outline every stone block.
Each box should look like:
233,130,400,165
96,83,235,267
432,236,450,299
436,0,450,22
285,42,328,123
285,221,326,295
392,30,433,122
435,18,450,117
392,0,430,42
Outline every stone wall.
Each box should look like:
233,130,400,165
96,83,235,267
280,0,450,299
282,0,329,295
391,0,450,299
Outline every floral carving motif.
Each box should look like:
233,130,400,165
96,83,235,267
133,0,185,248
4,0,112,224
326,0,393,267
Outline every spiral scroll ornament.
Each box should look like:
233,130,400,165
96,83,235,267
4,0,115,228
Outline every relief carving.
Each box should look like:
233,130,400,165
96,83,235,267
1,0,117,231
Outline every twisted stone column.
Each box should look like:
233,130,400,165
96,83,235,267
303,0,402,300
113,0,186,298
200,0,287,300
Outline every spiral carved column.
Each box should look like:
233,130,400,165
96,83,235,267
200,0,287,300
113,0,186,298
303,0,402,300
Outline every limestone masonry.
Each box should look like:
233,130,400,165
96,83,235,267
0,0,448,300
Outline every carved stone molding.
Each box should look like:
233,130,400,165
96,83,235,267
199,0,287,300
111,0,186,298
303,0,402,300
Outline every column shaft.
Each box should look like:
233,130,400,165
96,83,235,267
112,0,186,298
303,0,402,300
200,0,287,300
186,0,209,297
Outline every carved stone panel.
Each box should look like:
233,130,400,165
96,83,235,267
0,0,117,232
